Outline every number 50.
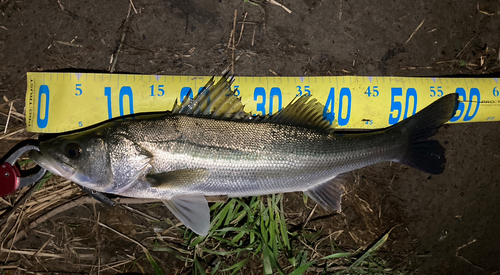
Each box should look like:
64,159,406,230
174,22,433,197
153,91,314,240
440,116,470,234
388,88,418,125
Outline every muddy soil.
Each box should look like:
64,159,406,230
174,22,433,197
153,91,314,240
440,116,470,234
1,0,499,274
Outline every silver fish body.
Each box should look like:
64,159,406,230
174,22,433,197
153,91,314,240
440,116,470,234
85,115,400,197
30,76,458,235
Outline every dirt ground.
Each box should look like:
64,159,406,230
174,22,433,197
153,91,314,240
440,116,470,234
1,0,500,274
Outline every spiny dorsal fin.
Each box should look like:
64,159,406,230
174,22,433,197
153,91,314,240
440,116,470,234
171,74,249,120
172,75,337,132
268,95,337,133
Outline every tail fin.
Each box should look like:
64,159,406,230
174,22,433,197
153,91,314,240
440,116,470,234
392,93,458,174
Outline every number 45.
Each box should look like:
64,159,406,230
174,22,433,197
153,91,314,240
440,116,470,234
365,86,379,97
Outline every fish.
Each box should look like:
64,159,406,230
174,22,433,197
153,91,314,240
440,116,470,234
29,75,459,236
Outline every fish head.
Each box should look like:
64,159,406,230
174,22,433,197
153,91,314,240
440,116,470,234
30,131,113,191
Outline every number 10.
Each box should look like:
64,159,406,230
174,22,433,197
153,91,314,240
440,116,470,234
104,86,135,119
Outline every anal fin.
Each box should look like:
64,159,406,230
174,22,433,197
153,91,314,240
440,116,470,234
304,174,347,212
162,194,210,236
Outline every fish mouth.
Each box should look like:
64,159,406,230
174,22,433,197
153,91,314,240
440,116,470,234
29,149,76,179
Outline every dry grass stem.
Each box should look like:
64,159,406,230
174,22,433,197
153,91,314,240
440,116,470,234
302,204,318,229
0,128,25,140
231,10,238,75
5,203,27,261
0,266,18,269
100,259,135,272
0,111,24,122
298,238,317,257
54,41,83,48
57,0,65,11
0,247,65,258
95,211,101,274
0,99,19,109
435,60,458,64
456,35,476,57
9,195,186,246
455,238,484,270
267,0,292,13
4,101,13,133
405,19,425,45
477,3,495,16
27,184,75,205
354,194,374,213
32,230,56,238
33,237,53,257
0,179,43,231
9,196,92,246
339,0,342,20
236,12,248,46
110,32,127,73
98,221,152,259
121,204,160,222
314,230,344,252
129,0,138,14
114,197,161,204
238,21,257,24
348,231,362,244
0,196,13,207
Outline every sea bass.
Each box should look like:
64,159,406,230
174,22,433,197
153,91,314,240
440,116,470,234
30,76,458,235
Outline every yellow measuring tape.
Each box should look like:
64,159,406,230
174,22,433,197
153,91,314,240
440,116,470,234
26,72,499,133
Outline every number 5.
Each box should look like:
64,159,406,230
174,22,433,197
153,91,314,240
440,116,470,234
76,84,82,96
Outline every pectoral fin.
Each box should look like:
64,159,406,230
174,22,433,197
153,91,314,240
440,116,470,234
162,195,210,236
304,174,347,212
146,169,209,189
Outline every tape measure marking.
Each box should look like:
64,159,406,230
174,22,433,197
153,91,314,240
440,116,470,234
25,73,500,133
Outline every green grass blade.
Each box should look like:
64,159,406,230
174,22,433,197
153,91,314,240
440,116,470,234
262,243,273,275
321,252,352,260
224,199,237,226
145,251,164,275
152,246,174,253
230,210,247,225
201,247,253,256
289,261,316,275
221,258,248,274
190,235,206,247
209,202,223,211
36,172,53,191
211,236,237,245
193,258,206,275
279,197,290,250
231,230,246,244
18,159,33,165
299,250,309,267
210,261,221,275
349,228,393,269
302,193,308,205
217,227,261,236
211,202,232,230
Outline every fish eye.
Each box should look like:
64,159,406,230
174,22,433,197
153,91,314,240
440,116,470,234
65,143,82,159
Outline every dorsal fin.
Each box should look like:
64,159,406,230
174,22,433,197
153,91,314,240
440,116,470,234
267,95,337,133
171,75,337,132
171,74,249,120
